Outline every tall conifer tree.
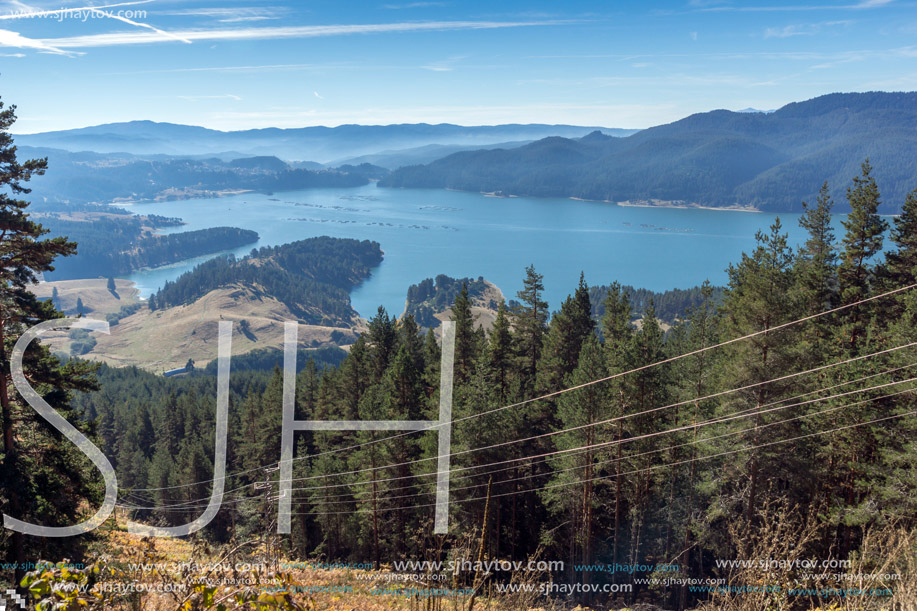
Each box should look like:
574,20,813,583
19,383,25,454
0,97,101,575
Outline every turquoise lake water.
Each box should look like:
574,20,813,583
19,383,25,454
125,184,848,318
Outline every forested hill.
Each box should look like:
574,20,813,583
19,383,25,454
42,216,259,280
404,275,496,328
152,237,383,326
380,92,917,212
22,148,369,205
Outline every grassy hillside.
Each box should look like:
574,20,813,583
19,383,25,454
31,277,139,316
38,284,360,371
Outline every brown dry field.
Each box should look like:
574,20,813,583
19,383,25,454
32,280,359,371
31,277,140,316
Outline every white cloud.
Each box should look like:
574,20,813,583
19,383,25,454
856,0,894,6
0,27,76,54
421,54,465,71
118,62,352,74
178,94,242,101
764,20,852,38
383,2,447,9
765,24,810,37
87,6,192,44
0,1,191,49
156,7,289,24
696,1,894,11
313,91,324,99
39,19,574,49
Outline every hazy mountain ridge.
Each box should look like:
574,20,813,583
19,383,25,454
21,147,368,205
15,121,635,163
329,139,537,169
380,92,917,212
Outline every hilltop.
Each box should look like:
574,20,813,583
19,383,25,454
403,274,505,332
40,284,358,371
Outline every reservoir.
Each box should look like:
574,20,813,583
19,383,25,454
125,184,847,318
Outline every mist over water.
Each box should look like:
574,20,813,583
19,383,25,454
126,184,847,318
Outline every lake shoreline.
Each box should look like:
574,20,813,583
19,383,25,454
110,188,255,207
615,199,760,213
471,188,761,212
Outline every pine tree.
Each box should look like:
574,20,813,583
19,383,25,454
666,281,720,611
837,160,888,354
487,300,514,403
297,357,320,420
599,281,634,568
0,97,101,575
107,276,116,293
794,182,839,382
368,306,397,381
398,314,426,374
821,162,889,554
622,302,669,567
797,181,838,316
881,188,917,312
513,264,548,397
873,282,917,523
717,218,802,526
452,282,476,383
538,272,594,393
542,335,610,584
422,326,441,390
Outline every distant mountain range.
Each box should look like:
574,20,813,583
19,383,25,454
380,92,917,212
14,122,636,163
329,140,535,169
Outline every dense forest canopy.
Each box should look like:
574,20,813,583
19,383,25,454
381,92,917,212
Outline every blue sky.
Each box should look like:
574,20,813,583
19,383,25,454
0,0,914,132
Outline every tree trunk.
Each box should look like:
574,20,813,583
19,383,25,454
0,322,26,582
370,442,380,566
